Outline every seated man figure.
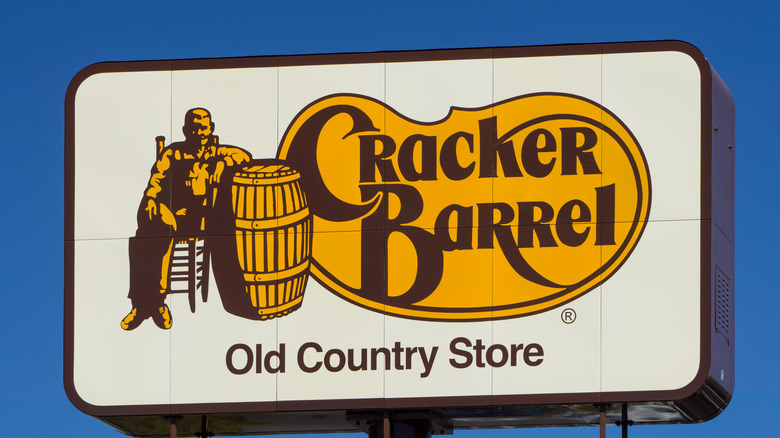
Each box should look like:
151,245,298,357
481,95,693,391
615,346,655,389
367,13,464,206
121,108,251,330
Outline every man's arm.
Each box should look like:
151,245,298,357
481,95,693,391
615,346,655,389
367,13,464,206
143,147,179,230
212,146,251,183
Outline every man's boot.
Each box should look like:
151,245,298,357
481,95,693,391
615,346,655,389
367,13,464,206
151,304,173,329
120,307,147,330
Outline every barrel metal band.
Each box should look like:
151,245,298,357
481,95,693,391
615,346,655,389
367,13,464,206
244,261,310,283
233,173,299,186
235,208,310,230
258,295,303,316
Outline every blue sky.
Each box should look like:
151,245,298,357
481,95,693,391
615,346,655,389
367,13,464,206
1,1,777,437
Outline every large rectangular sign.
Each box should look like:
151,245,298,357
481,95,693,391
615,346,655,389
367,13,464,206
65,41,734,436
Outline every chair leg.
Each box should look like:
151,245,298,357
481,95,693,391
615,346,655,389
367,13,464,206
187,238,197,313
200,243,210,304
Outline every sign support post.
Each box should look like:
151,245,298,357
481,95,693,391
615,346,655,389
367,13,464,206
353,411,451,438
598,405,607,438
196,415,212,438
618,403,631,438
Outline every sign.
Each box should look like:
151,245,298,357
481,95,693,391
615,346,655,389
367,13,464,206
64,41,734,436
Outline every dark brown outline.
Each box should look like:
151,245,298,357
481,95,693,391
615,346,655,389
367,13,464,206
64,40,729,429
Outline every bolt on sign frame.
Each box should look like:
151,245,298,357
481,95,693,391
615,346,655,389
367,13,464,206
64,41,734,437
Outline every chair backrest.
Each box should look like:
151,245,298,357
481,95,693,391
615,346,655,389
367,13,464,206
155,136,165,159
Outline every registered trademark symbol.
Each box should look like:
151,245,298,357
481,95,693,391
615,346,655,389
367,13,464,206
561,308,576,324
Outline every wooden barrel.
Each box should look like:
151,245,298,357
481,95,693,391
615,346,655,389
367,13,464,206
231,160,312,319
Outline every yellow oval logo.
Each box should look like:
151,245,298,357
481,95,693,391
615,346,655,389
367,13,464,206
278,93,650,321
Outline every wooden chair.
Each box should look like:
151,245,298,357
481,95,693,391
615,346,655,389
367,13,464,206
168,237,210,313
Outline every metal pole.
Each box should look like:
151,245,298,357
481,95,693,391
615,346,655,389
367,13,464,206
622,403,628,438
196,414,212,438
367,415,431,438
599,405,606,438
169,417,177,438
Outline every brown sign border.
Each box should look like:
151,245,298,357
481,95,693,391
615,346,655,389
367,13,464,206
64,40,729,428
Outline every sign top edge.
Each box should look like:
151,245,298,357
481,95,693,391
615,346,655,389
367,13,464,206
65,40,709,99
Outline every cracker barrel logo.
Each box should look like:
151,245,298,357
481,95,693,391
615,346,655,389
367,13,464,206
120,93,649,329
279,93,650,321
